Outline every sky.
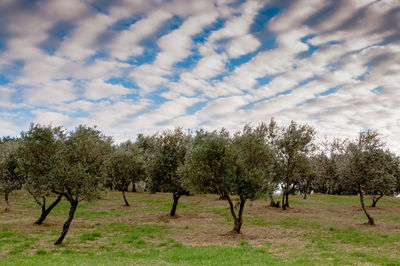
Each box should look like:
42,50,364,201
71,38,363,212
0,0,399,153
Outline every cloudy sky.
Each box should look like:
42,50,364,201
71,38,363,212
0,0,399,153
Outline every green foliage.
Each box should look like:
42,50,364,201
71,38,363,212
0,138,22,197
313,138,348,194
17,124,65,203
146,128,191,195
181,129,236,196
340,130,398,224
270,119,315,208
342,130,396,194
232,124,275,200
53,125,113,202
182,124,275,232
144,128,191,216
104,140,146,197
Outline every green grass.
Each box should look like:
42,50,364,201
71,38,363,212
1,191,400,265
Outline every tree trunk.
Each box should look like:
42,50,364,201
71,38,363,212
122,190,130,206
131,182,136,192
359,187,374,225
233,198,246,233
303,189,307,199
170,193,180,217
371,192,383,207
226,194,246,233
4,192,10,212
281,190,286,210
285,191,289,208
35,195,62,225
54,200,78,245
226,194,238,232
269,192,275,207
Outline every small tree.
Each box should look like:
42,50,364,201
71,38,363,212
341,130,397,225
17,124,65,224
271,120,315,210
0,138,22,211
105,141,145,206
313,139,348,195
393,157,400,197
136,133,158,193
295,154,316,200
182,125,274,233
146,128,191,217
368,151,398,207
52,125,113,245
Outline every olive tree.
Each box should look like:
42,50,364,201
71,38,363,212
146,128,191,217
52,125,113,245
0,137,22,211
105,141,145,206
295,154,316,200
135,133,158,193
271,120,315,210
313,139,348,195
341,130,397,225
18,124,65,224
182,125,274,233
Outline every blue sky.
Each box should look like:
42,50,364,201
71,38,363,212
1,0,400,153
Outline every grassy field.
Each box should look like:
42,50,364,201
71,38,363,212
1,191,400,265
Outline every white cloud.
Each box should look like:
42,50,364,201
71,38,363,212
57,13,115,60
24,80,79,106
191,53,228,79
0,86,14,107
1,0,400,154
108,9,173,60
226,34,260,58
31,110,73,128
154,11,218,69
84,79,132,100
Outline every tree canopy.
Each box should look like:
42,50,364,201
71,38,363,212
182,124,275,233
145,128,191,217
0,137,21,211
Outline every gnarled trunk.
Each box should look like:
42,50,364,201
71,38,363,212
269,191,275,207
226,194,246,233
285,192,289,208
35,195,62,225
4,192,10,212
371,192,383,207
54,199,78,245
281,183,290,210
122,190,130,206
170,192,181,217
359,186,374,225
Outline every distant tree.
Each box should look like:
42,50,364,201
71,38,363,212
295,154,316,200
394,157,400,196
0,138,22,211
182,125,274,233
271,120,315,210
313,139,348,195
105,140,145,206
146,128,191,217
136,133,158,193
368,150,399,207
17,124,65,224
341,130,397,225
52,125,113,245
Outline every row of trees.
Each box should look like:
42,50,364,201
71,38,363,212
1,120,399,244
